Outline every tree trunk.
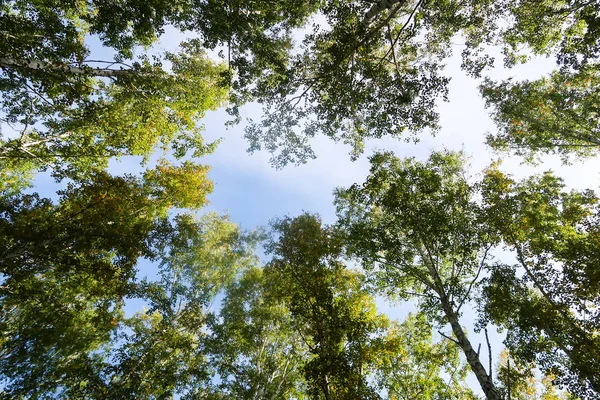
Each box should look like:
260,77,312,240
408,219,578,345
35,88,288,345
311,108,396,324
441,297,501,400
362,0,407,26
322,375,331,400
0,57,133,77
415,243,500,399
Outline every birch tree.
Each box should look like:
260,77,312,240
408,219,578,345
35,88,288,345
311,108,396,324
480,166,600,398
91,213,257,399
265,213,390,400
0,0,319,186
335,151,502,399
0,166,213,397
208,266,308,399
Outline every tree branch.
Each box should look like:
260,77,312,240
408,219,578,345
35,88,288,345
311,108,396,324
0,57,134,77
438,330,460,345
485,328,492,379
362,0,407,27
456,245,491,314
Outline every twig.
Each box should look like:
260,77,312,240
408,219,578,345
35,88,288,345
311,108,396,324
485,328,492,377
456,245,491,314
438,330,460,345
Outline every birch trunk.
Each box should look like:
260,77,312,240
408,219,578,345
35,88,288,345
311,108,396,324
362,0,407,26
0,58,133,77
441,297,501,400
415,244,500,399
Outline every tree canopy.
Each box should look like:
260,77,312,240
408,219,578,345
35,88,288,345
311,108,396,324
3,0,599,169
1,1,599,399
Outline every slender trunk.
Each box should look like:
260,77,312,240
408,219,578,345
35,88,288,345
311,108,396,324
362,0,407,26
270,357,292,400
322,375,331,400
415,242,500,399
441,296,500,400
0,57,133,77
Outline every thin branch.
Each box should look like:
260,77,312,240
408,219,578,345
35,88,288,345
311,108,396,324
386,23,401,75
372,253,437,292
375,0,425,70
485,328,492,378
82,59,134,69
456,245,491,314
438,330,460,345
22,80,55,107
1,132,72,153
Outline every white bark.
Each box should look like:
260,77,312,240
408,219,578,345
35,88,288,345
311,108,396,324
416,244,500,400
362,0,407,26
0,57,133,77
441,297,501,400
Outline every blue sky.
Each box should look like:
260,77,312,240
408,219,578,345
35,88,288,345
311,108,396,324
17,22,600,397
178,41,600,394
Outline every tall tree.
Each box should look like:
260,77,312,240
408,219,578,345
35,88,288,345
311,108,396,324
375,312,478,400
0,38,227,185
3,1,598,167
208,266,308,399
0,0,322,184
265,213,482,400
480,165,600,398
265,213,390,400
482,67,600,163
478,0,599,161
494,350,576,400
90,212,256,399
0,166,213,397
245,0,600,166
335,151,501,399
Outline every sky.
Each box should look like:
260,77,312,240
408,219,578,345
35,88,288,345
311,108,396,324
19,21,600,397
181,41,600,394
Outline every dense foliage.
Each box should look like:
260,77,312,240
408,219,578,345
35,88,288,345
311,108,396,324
1,0,599,399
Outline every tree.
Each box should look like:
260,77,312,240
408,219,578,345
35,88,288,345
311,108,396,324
245,0,454,166
482,67,600,163
375,312,478,400
264,213,481,400
245,0,600,166
0,166,213,397
265,213,390,400
480,165,600,398
0,0,323,184
3,1,598,168
477,0,599,161
335,151,501,399
89,212,257,399
208,266,308,399
494,350,576,400
0,38,227,184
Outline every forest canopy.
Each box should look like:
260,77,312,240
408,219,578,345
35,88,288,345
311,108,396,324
0,0,599,399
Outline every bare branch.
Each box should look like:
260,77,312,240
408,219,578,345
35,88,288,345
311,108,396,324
485,328,493,379
456,245,491,314
438,330,460,345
